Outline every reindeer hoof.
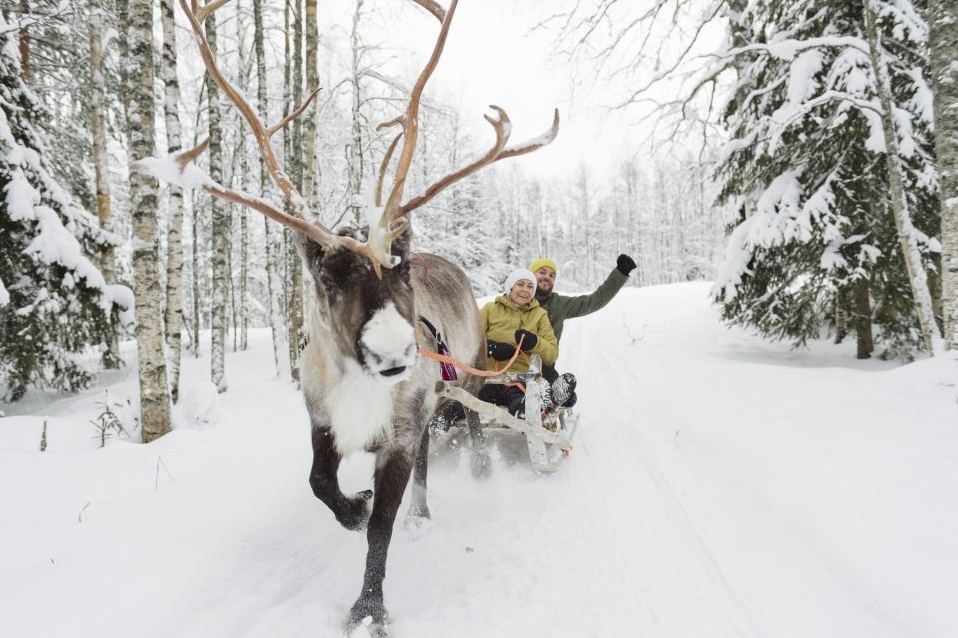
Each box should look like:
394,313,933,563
344,615,390,638
346,600,389,637
338,490,373,531
404,510,432,531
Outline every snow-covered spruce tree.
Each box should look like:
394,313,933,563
712,0,940,359
0,19,129,401
11,0,98,215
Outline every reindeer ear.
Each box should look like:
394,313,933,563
392,227,413,259
297,233,327,272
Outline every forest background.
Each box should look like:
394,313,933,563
1,0,957,438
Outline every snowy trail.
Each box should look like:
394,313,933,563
560,307,768,638
3,283,957,638
558,284,939,638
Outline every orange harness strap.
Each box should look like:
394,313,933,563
420,347,513,377
420,334,528,379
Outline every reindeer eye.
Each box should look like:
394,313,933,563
319,270,337,293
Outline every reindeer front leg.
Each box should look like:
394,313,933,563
348,446,416,632
309,426,372,531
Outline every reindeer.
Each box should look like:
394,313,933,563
148,0,559,634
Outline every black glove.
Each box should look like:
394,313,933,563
617,254,637,276
487,340,515,361
514,329,538,350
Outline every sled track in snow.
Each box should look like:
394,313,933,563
589,343,770,638
634,441,766,638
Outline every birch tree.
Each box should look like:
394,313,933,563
160,0,186,401
863,0,943,355
126,0,171,441
206,10,229,392
304,0,319,210
88,0,114,287
87,0,121,369
253,0,288,376
232,3,251,352
286,0,305,381
927,0,958,349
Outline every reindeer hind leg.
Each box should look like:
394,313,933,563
405,425,431,524
467,407,492,479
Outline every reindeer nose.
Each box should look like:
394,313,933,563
358,302,419,384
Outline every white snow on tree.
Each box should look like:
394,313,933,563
711,0,940,360
0,21,131,401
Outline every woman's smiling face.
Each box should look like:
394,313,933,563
509,278,535,306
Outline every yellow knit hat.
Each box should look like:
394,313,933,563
529,258,558,275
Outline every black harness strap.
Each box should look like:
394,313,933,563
418,316,458,381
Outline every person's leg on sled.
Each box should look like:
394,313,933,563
542,363,577,410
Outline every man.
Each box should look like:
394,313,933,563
529,254,637,405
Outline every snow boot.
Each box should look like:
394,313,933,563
548,373,577,409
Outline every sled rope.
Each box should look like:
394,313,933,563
420,333,527,378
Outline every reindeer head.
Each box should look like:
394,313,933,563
301,228,420,383
158,0,559,383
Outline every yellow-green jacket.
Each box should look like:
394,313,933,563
480,295,559,374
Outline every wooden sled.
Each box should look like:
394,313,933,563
434,355,579,472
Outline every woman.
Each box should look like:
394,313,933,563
476,268,573,418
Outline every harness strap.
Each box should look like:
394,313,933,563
418,316,457,381
420,347,516,378
418,326,527,378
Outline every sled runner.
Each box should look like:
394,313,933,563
435,355,579,472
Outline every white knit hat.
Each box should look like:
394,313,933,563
504,268,537,295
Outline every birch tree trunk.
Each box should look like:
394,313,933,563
927,0,958,349
286,0,304,382
160,0,185,402
233,3,250,352
348,0,365,225
207,11,230,392
863,0,944,355
253,0,287,376
115,0,130,131
88,0,120,369
88,0,113,285
191,189,202,357
238,168,249,351
126,0,171,442
304,0,318,212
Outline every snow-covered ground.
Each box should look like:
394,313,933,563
2,282,956,638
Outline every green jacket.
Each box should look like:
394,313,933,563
480,295,559,374
534,267,629,342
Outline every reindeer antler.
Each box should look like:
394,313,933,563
376,0,561,229
169,0,403,275
146,0,558,278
